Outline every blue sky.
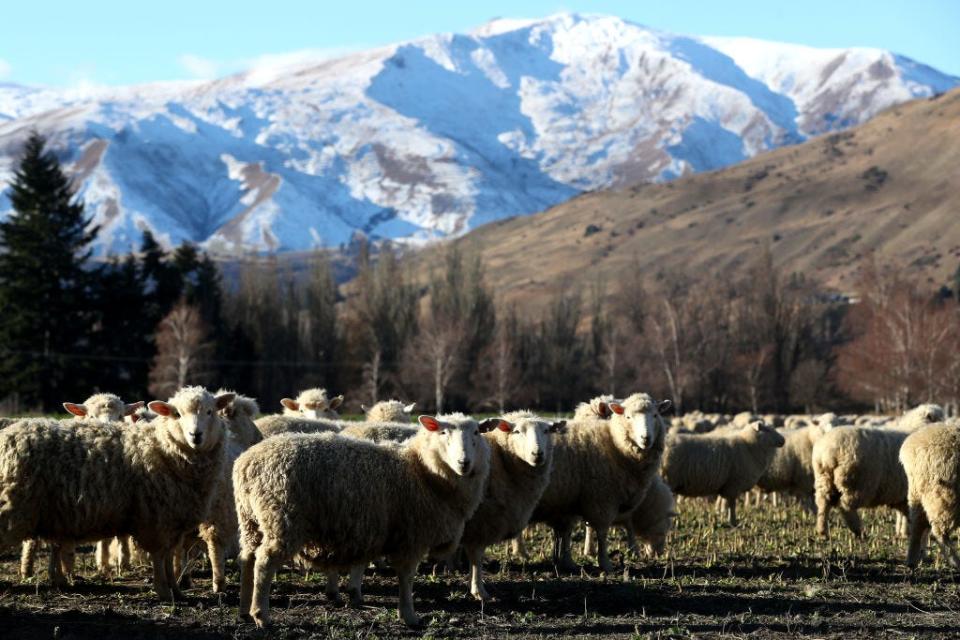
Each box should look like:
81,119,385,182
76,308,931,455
1,0,957,87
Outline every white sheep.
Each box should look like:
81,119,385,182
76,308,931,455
0,387,233,600
255,413,343,438
22,393,144,584
900,422,960,568
617,475,676,556
361,400,416,423
339,421,418,444
234,413,498,627
175,391,264,593
571,394,617,422
755,414,839,513
661,421,785,526
529,393,670,573
458,410,565,600
280,388,344,420
812,404,943,538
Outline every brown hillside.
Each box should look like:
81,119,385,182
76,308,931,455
430,88,960,312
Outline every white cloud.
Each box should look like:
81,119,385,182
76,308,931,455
178,54,220,80
0,59,11,80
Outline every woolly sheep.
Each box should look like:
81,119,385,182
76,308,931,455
233,413,498,627
339,421,418,444
812,404,943,538
572,394,617,422
661,421,785,526
900,422,960,568
616,475,676,557
0,387,234,600
755,413,839,512
22,393,144,583
280,388,344,420
530,392,670,573
459,410,565,601
255,413,343,438
176,391,264,593
361,399,416,423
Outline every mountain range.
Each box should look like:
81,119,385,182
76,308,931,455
0,13,956,254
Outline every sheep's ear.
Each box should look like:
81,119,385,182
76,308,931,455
280,398,299,411
418,415,441,432
124,401,145,417
360,404,369,413
596,402,611,418
149,401,175,417
63,402,88,417
496,419,513,433
549,420,567,434
609,402,625,415
215,393,236,410
329,395,344,410
477,418,504,433
129,414,141,423
657,400,673,415
404,403,416,414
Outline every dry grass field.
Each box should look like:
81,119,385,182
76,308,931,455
3,496,959,639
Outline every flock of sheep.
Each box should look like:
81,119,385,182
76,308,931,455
0,387,958,628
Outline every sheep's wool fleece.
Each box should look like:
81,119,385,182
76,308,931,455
532,396,665,530
234,428,491,569
0,417,225,551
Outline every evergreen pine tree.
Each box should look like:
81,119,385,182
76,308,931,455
0,132,99,410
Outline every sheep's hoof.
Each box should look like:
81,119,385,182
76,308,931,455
471,588,490,602
251,611,269,629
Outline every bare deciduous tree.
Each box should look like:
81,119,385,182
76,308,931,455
148,300,212,398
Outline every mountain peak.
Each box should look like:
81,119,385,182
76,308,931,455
0,16,956,255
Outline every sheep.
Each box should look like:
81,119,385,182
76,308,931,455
755,413,839,513
661,421,785,527
233,413,499,627
0,386,233,600
339,421,418,444
175,391,264,593
900,422,960,568
361,400,416,423
280,388,344,420
21,393,144,583
529,392,670,573
255,413,343,438
617,475,676,557
731,411,759,428
572,394,617,422
458,410,565,601
0,417,16,429
812,404,943,538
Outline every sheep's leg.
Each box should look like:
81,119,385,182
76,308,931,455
207,536,226,594
238,548,256,621
119,537,132,571
511,534,529,560
623,523,640,555
725,496,738,528
19,539,36,580
47,544,68,587
97,539,112,578
60,543,76,583
393,559,421,627
347,565,365,606
815,485,831,537
595,526,615,573
165,551,185,599
714,496,724,515
907,503,930,569
152,551,173,601
554,524,577,573
839,508,864,539
324,569,341,602
250,543,284,628
582,525,594,557
465,544,489,601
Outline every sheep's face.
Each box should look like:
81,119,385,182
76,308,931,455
748,422,786,448
915,404,945,424
281,389,343,420
609,396,670,451
502,418,566,467
149,388,234,451
63,394,143,424
420,415,498,476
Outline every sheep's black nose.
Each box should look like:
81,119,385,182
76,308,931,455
533,452,544,464
191,432,203,445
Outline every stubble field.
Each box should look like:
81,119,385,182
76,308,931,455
2,497,958,639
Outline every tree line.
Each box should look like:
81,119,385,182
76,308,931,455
2,133,958,416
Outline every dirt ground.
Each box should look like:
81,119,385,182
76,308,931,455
2,497,959,639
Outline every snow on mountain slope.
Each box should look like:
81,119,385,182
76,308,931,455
0,13,955,255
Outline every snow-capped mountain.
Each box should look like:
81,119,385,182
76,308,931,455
0,13,955,254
